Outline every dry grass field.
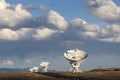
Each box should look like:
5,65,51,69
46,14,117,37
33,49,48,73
0,71,120,80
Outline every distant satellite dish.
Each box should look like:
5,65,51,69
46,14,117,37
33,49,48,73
64,48,88,73
29,67,39,73
40,62,50,72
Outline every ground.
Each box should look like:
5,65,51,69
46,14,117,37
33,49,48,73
0,71,120,80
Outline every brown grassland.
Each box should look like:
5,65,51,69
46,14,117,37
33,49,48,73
0,71,120,80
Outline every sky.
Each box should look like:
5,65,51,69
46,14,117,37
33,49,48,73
0,0,120,71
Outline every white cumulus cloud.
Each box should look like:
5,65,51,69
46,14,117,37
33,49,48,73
70,18,120,43
47,10,68,30
70,18,100,38
33,28,57,40
87,0,120,23
97,24,120,42
0,0,32,28
0,28,32,41
0,27,57,41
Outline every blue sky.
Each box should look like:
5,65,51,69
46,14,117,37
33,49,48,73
0,0,120,71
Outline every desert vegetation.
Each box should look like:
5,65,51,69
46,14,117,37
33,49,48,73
0,70,120,80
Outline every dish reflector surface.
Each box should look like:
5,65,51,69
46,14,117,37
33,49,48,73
29,67,39,73
64,48,88,61
40,62,50,67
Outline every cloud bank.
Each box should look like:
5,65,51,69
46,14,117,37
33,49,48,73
0,0,120,43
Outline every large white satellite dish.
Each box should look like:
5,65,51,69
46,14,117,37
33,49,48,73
40,62,50,72
29,67,39,73
64,48,88,73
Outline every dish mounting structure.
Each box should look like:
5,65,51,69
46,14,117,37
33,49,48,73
64,48,88,73
40,61,50,72
29,67,39,73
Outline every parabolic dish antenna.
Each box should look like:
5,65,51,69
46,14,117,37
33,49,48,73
64,48,88,73
29,67,39,73
40,62,50,72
